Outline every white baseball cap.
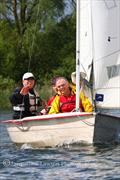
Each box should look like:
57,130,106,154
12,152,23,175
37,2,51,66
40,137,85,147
22,72,35,80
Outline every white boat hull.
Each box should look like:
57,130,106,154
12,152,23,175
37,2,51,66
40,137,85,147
4,112,95,148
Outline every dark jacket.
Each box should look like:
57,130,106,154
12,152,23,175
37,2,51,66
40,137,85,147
10,87,42,119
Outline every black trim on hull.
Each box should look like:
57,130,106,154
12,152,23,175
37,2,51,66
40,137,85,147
94,113,120,145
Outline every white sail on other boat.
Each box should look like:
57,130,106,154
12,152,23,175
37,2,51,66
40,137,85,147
92,0,120,113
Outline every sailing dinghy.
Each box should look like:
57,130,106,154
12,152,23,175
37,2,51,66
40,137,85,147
2,0,95,148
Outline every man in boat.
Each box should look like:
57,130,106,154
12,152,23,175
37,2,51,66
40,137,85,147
10,72,45,119
48,77,93,114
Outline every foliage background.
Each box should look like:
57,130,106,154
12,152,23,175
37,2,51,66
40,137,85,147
0,0,76,110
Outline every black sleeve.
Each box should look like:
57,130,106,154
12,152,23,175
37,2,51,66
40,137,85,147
9,87,24,105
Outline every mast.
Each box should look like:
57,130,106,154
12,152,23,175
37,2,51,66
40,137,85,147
76,0,80,111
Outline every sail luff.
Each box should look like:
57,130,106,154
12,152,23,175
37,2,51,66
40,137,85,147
76,0,80,111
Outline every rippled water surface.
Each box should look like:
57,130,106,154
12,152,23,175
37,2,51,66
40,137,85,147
0,112,120,180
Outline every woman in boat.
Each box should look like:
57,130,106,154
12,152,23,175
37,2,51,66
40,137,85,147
48,77,93,114
47,76,60,106
40,76,60,115
10,72,45,119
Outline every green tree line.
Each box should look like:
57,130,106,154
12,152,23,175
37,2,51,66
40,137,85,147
0,0,76,110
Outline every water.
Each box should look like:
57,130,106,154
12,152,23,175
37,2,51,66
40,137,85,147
0,112,120,180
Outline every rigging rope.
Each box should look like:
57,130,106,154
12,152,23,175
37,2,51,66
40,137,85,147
27,2,40,72
19,2,41,120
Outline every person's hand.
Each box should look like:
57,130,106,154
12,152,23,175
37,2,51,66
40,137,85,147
42,100,49,111
80,80,85,92
20,80,31,95
20,86,30,95
40,109,47,115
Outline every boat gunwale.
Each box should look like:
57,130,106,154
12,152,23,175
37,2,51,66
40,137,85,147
2,112,94,124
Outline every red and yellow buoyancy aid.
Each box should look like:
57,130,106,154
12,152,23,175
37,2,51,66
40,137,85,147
59,95,83,113
48,89,93,114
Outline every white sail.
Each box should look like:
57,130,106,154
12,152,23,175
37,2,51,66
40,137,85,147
76,0,93,109
80,0,93,81
91,0,120,110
